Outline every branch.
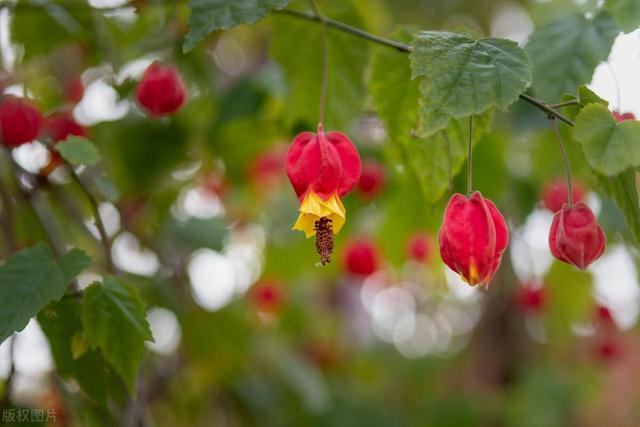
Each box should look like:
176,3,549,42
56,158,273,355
279,8,575,127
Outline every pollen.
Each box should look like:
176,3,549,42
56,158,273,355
314,217,334,265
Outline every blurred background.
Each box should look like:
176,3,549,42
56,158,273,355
0,0,639,425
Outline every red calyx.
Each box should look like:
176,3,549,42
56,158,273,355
613,111,635,122
285,123,361,202
549,202,605,270
44,112,87,142
0,96,43,148
406,231,431,262
439,192,509,287
357,161,386,199
135,61,187,117
515,282,546,314
250,280,284,314
343,238,380,277
541,179,586,213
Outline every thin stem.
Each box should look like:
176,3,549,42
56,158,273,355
69,169,115,273
549,116,573,207
518,93,574,127
549,99,580,109
467,116,473,195
277,8,412,52
0,176,16,250
308,0,329,123
606,62,621,111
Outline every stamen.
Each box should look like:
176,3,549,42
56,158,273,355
314,217,334,265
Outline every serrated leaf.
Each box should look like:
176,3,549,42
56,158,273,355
573,103,640,175
597,168,640,242
184,0,292,52
526,12,618,101
0,244,90,343
371,32,494,203
410,31,531,134
55,136,101,166
605,0,640,32
81,277,152,391
39,300,115,405
270,1,368,129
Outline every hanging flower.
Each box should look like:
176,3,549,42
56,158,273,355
613,111,635,122
406,231,432,262
135,61,187,117
439,192,509,287
357,160,386,199
548,202,605,270
0,95,42,148
285,123,361,264
541,178,586,213
342,238,380,277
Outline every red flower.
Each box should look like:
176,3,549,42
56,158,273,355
44,112,87,142
64,77,84,104
343,238,380,277
541,179,586,213
0,96,42,148
251,145,285,191
515,282,546,314
250,280,284,314
135,61,187,117
357,161,386,199
406,231,431,262
439,192,509,287
613,111,635,122
286,123,361,264
549,202,605,270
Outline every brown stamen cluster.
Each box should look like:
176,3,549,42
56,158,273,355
314,217,334,265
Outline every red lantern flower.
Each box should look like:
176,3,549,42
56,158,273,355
406,231,431,262
285,123,361,264
541,178,586,213
0,96,42,148
439,192,509,287
250,280,284,314
613,111,635,122
515,282,546,314
343,238,380,277
549,202,605,270
135,61,187,117
44,112,87,142
357,161,386,199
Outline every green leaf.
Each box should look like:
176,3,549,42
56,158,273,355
605,0,640,32
526,12,618,101
270,0,368,129
184,0,292,52
371,33,494,203
410,31,531,134
597,168,640,242
560,85,609,120
0,244,90,343
55,136,101,166
38,300,116,404
81,277,152,391
573,103,640,175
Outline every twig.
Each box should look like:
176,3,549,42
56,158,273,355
518,93,574,127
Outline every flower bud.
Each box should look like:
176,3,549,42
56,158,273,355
515,282,546,314
357,161,386,199
541,179,585,213
343,238,380,277
439,192,509,287
250,280,284,314
0,96,42,148
44,112,87,142
548,202,605,270
406,231,431,262
135,61,187,117
286,123,361,264
613,111,635,122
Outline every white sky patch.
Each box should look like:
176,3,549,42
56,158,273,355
590,30,640,116
188,249,236,311
74,78,129,126
510,208,555,282
146,307,181,356
490,2,535,44
112,232,160,277
590,244,640,329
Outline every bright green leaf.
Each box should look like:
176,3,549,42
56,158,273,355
410,31,531,134
561,85,609,120
0,244,90,343
526,12,618,101
184,0,292,52
597,168,640,242
81,277,152,392
573,103,640,175
270,0,368,130
55,136,101,166
605,0,640,32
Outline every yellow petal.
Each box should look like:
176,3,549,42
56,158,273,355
292,192,346,238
